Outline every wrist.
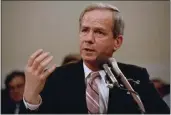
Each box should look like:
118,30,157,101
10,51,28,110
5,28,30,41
23,92,41,104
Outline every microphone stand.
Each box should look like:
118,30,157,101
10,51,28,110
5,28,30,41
102,64,145,113
107,58,146,114
96,56,146,113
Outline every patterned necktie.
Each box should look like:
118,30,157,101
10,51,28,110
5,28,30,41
86,72,100,114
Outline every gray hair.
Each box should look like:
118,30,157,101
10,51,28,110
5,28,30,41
79,3,124,39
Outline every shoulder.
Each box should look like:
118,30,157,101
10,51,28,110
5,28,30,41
118,62,147,73
117,62,150,81
41,60,83,94
118,62,146,71
47,60,83,81
54,60,83,74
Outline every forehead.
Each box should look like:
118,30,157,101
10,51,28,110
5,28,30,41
9,76,25,86
81,9,113,29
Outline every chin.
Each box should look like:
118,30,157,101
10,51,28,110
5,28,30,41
82,55,97,63
12,96,22,102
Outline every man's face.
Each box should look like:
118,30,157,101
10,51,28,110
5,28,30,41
79,9,120,64
8,76,25,102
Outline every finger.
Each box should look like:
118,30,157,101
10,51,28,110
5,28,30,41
43,64,56,79
36,56,54,75
27,49,43,67
32,52,50,70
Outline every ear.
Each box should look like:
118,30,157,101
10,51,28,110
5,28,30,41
113,35,123,51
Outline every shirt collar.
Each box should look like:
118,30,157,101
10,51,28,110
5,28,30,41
83,61,106,81
83,62,92,78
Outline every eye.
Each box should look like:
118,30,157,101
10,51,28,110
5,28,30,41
95,30,105,35
97,31,104,35
81,27,89,32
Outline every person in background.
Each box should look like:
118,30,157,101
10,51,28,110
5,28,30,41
151,78,170,108
1,70,25,114
61,53,81,66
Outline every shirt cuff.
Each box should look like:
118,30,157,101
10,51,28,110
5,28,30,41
23,96,42,110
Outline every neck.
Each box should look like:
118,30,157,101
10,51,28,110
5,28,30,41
83,60,100,71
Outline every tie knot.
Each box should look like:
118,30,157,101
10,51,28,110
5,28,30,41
89,72,100,84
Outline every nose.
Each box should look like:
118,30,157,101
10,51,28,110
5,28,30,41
84,31,95,43
13,87,20,93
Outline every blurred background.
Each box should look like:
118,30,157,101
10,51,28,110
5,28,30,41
1,1,170,89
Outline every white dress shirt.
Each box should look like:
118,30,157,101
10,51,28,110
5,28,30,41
14,103,20,114
23,62,109,113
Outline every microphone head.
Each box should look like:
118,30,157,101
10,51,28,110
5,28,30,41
108,57,117,66
108,57,121,75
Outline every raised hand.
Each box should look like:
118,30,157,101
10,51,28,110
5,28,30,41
23,49,56,104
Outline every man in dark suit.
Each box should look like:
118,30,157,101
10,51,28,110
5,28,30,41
1,71,25,114
21,3,170,114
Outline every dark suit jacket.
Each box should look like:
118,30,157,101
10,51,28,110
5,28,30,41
1,89,23,114
20,60,170,114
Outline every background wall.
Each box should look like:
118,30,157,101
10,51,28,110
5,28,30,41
1,1,170,88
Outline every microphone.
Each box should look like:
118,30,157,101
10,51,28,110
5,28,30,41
102,63,120,88
108,57,146,113
96,55,120,88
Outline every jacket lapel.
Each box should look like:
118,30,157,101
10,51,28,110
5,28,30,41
69,60,88,113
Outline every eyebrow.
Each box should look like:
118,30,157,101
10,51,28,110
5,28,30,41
81,25,106,31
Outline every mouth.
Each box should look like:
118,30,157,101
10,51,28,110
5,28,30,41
83,48,95,52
